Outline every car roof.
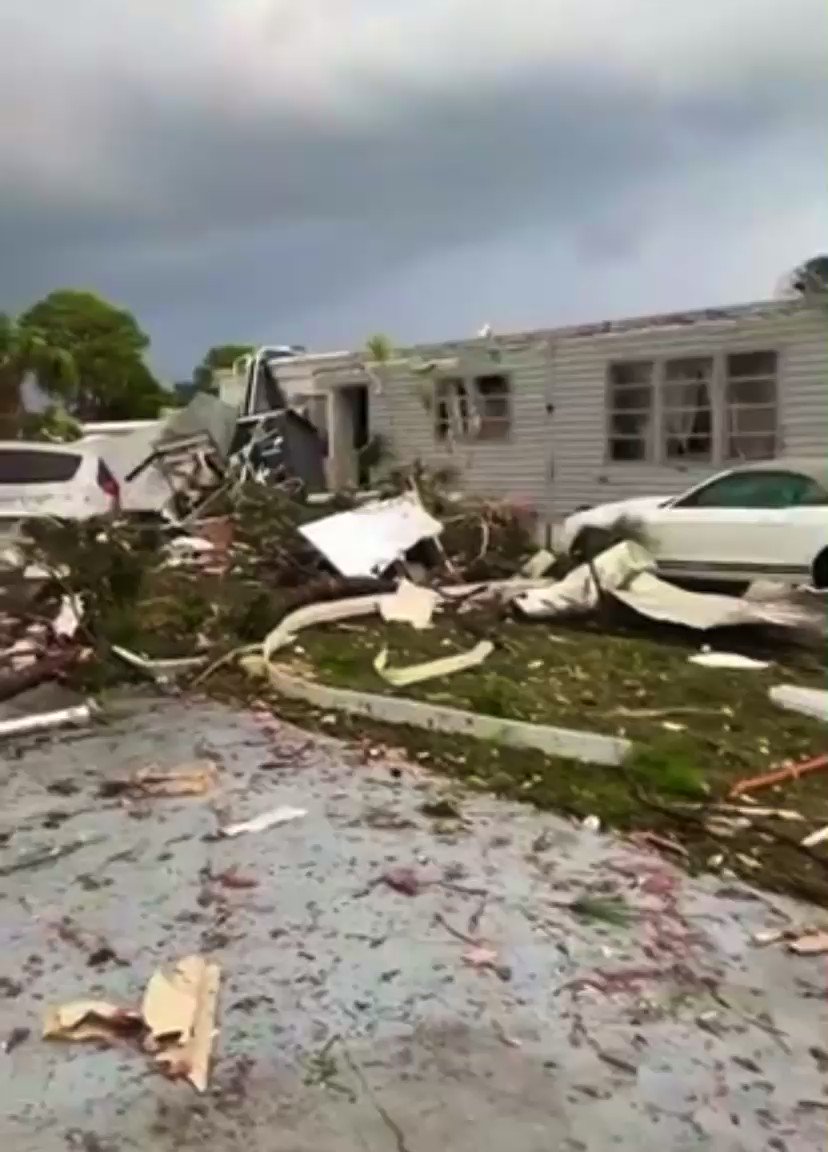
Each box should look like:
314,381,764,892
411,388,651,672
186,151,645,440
729,457,828,489
0,440,90,455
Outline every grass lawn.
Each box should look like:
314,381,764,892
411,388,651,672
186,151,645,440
253,604,828,906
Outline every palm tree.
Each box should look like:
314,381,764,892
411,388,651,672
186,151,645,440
0,314,77,438
365,333,394,364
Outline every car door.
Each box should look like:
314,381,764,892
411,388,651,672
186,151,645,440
645,469,817,582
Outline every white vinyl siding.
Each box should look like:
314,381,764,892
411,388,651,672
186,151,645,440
279,300,828,540
548,302,828,522
370,338,551,513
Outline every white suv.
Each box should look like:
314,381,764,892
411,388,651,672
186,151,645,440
0,442,120,538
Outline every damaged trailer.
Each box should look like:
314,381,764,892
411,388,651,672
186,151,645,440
231,298,828,544
113,369,328,518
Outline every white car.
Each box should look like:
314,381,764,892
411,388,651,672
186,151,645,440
555,458,828,592
0,441,120,539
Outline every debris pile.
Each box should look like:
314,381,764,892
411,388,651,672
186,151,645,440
0,464,826,907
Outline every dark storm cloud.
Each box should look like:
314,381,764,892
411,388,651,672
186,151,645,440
1,2,825,372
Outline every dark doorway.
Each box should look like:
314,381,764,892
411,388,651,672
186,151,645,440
344,385,370,486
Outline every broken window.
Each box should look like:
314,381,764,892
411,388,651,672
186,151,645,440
725,351,778,460
473,374,511,440
607,361,653,461
434,378,471,441
662,356,713,461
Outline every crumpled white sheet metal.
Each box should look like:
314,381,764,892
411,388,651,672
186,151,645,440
299,494,443,578
515,541,814,632
769,684,828,724
688,651,770,670
373,640,493,687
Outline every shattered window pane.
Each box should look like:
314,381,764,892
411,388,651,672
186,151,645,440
725,351,778,460
474,374,511,440
662,356,713,461
607,361,653,461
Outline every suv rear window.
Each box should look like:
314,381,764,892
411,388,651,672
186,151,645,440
0,449,82,484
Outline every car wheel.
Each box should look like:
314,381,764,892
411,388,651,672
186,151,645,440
812,549,828,589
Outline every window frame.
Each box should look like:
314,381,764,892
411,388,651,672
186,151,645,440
433,372,513,444
473,372,512,442
604,347,781,467
660,355,715,464
723,349,779,463
605,359,655,464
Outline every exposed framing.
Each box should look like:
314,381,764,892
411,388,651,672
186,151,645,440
434,372,513,444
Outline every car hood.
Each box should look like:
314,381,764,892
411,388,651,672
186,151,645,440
554,495,670,551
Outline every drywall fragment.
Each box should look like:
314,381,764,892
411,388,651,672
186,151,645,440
300,494,443,578
43,1000,142,1045
221,805,307,838
788,931,828,956
379,580,440,630
129,760,219,798
52,595,83,640
802,825,828,849
143,954,221,1093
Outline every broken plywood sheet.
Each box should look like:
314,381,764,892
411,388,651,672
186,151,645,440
299,494,442,578
44,955,221,1092
43,1000,142,1045
379,580,440,630
143,954,221,1093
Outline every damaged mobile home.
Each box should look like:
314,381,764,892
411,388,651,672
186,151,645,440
229,296,828,533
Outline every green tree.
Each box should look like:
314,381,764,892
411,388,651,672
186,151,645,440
20,290,168,420
192,344,253,394
0,313,77,438
20,406,83,443
365,333,393,363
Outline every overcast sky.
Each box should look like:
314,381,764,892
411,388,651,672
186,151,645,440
2,2,825,377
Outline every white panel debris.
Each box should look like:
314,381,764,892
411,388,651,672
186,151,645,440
299,495,443,578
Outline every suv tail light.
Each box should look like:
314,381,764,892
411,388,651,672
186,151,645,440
96,459,121,509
